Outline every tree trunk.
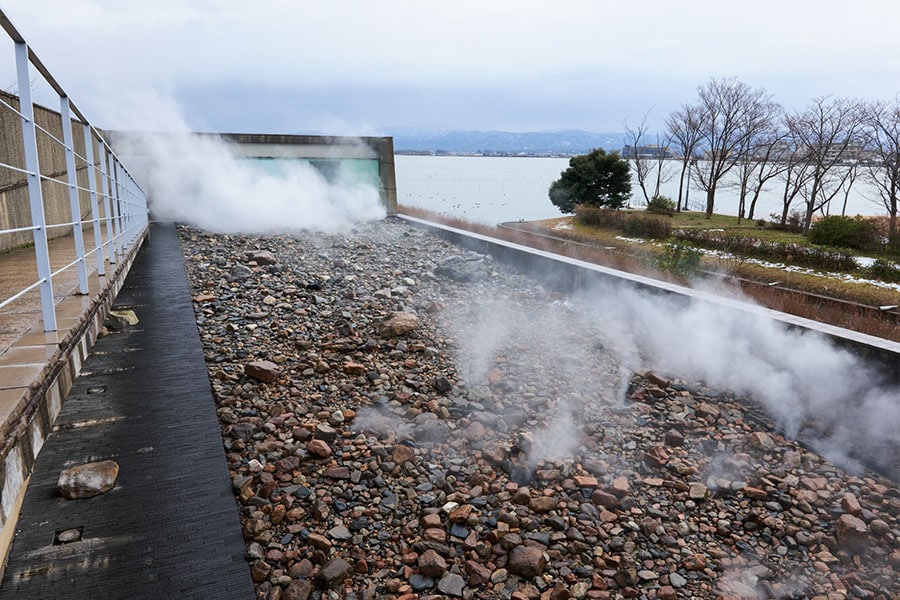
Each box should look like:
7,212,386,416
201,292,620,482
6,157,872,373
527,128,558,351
676,163,687,211
748,187,763,220
705,185,716,218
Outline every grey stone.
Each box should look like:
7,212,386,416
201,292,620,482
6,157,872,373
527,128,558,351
437,573,466,597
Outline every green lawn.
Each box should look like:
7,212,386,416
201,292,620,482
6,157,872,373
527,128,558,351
643,210,808,244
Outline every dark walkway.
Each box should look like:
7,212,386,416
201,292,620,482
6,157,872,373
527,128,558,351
0,223,254,599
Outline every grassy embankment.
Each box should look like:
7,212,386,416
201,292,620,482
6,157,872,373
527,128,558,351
398,205,900,342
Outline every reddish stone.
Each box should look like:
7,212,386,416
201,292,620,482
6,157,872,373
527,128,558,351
392,444,416,464
664,429,685,447
343,361,366,375
591,489,619,509
465,560,492,584
508,546,547,578
245,360,280,383
835,514,869,551
482,442,507,465
379,312,419,337
283,579,313,600
530,496,559,514
681,554,707,571
449,504,473,523
657,585,677,600
423,527,447,543
742,486,768,500
421,513,443,528
316,557,353,589
840,493,862,516
643,446,669,468
418,549,448,577
573,475,598,488
325,466,350,480
611,476,630,497
306,439,332,458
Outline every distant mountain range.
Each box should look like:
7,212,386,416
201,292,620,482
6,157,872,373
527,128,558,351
382,128,625,157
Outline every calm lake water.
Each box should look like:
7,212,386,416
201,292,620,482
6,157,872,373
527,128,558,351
395,155,887,225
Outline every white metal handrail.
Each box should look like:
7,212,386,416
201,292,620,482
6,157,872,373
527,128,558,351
0,7,149,332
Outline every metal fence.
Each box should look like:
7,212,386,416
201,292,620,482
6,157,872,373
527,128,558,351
0,9,148,332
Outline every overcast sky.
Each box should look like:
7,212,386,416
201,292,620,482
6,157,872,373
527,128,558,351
3,0,900,135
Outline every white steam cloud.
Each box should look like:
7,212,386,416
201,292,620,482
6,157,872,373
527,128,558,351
447,275,899,476
108,92,386,233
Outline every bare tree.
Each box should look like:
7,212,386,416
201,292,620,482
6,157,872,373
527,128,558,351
785,96,864,232
665,103,703,211
836,162,861,217
625,111,674,206
691,78,778,218
862,97,900,248
735,123,790,223
772,122,815,227
624,113,654,205
651,132,674,199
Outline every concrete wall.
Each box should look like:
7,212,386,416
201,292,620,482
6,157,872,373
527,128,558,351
110,131,398,217
0,90,110,253
222,133,397,216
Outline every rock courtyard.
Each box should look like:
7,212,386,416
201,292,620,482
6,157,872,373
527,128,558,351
178,218,898,600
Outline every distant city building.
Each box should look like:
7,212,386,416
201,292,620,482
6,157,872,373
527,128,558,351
622,144,672,159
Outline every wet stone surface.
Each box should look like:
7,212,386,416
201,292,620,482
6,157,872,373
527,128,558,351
179,220,899,600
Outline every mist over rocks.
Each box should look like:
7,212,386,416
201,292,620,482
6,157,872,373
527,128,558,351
179,221,898,600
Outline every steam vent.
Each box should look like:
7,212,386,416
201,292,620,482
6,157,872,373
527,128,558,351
173,219,899,599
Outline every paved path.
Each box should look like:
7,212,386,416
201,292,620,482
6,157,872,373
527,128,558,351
0,223,254,599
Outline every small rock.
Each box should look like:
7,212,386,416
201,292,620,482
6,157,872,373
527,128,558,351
307,439,332,458
392,444,416,465
316,557,353,589
105,309,139,330
869,519,890,537
689,483,708,501
611,476,630,497
58,460,119,499
841,492,862,516
530,496,559,514
283,580,313,600
749,431,776,451
379,312,419,337
834,514,869,551
229,264,254,280
508,545,546,578
419,549,448,577
664,429,685,447
245,360,280,383
668,572,687,588
437,573,465,597
245,250,277,265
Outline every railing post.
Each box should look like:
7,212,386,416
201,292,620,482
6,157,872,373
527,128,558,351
15,41,56,331
110,158,124,257
98,145,116,264
83,125,105,276
60,95,89,294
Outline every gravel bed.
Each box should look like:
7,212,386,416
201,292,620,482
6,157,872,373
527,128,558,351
179,219,898,600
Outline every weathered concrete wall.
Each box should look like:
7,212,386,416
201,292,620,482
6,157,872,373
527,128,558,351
221,133,397,216
0,90,110,253
110,131,398,217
